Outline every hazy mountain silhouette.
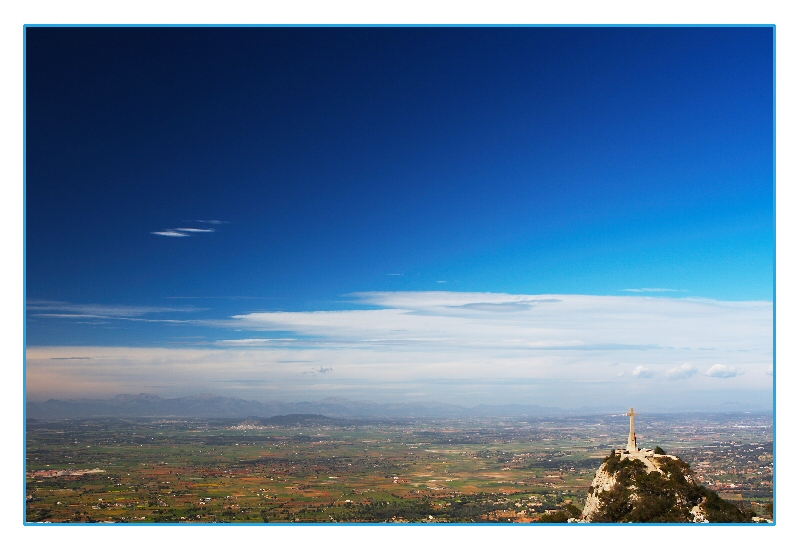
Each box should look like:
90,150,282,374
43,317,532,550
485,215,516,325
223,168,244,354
26,393,561,419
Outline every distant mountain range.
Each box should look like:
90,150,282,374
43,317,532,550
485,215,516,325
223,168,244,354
26,393,564,420
26,394,771,420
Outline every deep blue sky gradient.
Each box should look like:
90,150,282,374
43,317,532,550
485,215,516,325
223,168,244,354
25,27,774,346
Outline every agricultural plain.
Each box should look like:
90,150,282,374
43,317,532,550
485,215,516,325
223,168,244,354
25,413,773,523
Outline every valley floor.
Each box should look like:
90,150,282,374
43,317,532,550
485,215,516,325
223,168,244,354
25,414,773,523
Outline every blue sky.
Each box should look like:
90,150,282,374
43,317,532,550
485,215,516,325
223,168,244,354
25,27,774,408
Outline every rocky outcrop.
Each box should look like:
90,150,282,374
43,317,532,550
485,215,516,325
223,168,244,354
690,499,709,523
581,462,617,520
580,448,750,523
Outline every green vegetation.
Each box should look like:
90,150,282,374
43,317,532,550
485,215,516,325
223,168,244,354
538,503,581,523
695,486,753,522
592,453,750,523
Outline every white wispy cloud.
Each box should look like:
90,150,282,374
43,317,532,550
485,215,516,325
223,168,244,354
632,365,656,378
216,338,297,346
152,230,190,237
666,363,698,380
621,288,689,293
706,364,744,378
152,222,223,237
27,300,201,320
226,293,771,355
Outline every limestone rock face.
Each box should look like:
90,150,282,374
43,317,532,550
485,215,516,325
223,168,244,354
580,449,749,523
581,464,616,521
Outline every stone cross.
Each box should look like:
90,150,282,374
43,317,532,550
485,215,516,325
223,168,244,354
625,407,638,453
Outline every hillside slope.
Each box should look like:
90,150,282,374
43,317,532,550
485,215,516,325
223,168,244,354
581,449,750,523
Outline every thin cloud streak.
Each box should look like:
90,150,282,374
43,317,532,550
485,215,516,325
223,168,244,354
27,300,205,324
152,230,189,237
622,288,689,293
152,222,224,237
216,338,298,346
27,300,202,317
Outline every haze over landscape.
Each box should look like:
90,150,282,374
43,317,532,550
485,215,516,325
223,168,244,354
25,28,774,412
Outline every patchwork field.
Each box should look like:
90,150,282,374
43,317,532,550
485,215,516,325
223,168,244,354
25,413,773,523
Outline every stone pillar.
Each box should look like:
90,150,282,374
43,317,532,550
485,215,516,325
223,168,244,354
625,407,638,453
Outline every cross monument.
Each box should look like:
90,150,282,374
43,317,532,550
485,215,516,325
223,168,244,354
625,407,638,453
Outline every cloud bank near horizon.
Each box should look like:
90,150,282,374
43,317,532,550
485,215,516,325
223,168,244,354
26,292,773,409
